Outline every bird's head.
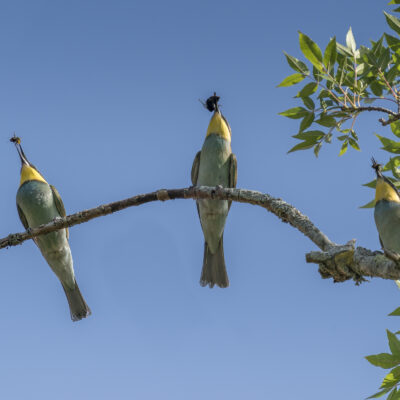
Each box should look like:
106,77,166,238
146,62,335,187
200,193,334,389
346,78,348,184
372,157,400,203
201,92,231,141
371,157,383,178
10,135,46,186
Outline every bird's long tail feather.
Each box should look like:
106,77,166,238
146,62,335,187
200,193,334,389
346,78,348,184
200,236,229,288
62,281,91,322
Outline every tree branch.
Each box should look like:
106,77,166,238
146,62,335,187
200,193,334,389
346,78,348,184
306,242,400,283
1,185,397,283
0,186,334,251
341,106,400,126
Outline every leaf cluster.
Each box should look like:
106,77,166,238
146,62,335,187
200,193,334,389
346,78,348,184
279,6,400,158
360,122,400,208
365,306,400,399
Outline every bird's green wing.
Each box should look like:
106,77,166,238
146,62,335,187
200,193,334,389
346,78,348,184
50,184,69,240
17,204,29,230
191,150,202,223
191,151,201,185
228,153,237,211
229,153,237,188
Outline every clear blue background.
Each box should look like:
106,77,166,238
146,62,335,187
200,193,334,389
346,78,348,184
0,1,395,398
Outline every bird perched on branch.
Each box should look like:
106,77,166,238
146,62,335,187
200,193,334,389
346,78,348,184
10,135,91,321
191,93,237,288
372,158,400,263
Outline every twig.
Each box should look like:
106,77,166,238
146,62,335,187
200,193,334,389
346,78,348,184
341,105,400,126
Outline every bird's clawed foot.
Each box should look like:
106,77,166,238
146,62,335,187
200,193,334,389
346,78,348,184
383,248,400,263
211,185,223,199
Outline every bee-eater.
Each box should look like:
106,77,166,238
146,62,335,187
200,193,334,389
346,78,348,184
372,158,400,261
12,136,91,321
191,94,237,288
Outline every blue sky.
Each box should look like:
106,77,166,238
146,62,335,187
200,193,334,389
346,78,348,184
0,1,396,399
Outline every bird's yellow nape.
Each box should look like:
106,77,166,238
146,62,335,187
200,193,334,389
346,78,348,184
20,164,47,186
375,178,400,203
206,112,231,142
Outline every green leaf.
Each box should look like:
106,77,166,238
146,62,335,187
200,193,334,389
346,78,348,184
313,142,322,157
356,63,366,75
381,366,400,389
346,27,356,53
277,73,305,87
385,33,400,51
359,199,376,209
363,179,377,188
391,121,400,138
299,112,315,132
388,330,400,357
287,140,316,153
279,107,309,119
284,52,310,75
337,56,348,85
299,32,323,70
349,137,360,151
389,307,400,316
293,130,325,140
389,157,400,179
372,36,385,59
376,134,400,153
297,82,318,98
366,353,400,369
302,96,315,110
377,47,391,70
389,0,400,5
324,133,333,143
339,141,348,156
312,65,323,82
315,115,337,127
384,158,400,172
323,37,337,71
388,388,399,400
279,74,306,88
370,81,384,96
386,64,399,83
385,12,400,35
336,41,354,57
367,388,392,399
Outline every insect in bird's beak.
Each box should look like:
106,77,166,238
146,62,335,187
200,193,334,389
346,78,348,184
10,134,30,166
199,92,221,113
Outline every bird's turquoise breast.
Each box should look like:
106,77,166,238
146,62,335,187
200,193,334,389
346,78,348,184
375,200,400,253
16,180,74,287
197,134,232,253
17,181,59,227
197,134,231,186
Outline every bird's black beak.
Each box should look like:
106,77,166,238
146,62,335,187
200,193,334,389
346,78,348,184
371,157,383,178
10,135,30,166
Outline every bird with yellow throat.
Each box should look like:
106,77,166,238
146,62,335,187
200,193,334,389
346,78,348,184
372,158,400,262
11,135,91,321
191,93,237,288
